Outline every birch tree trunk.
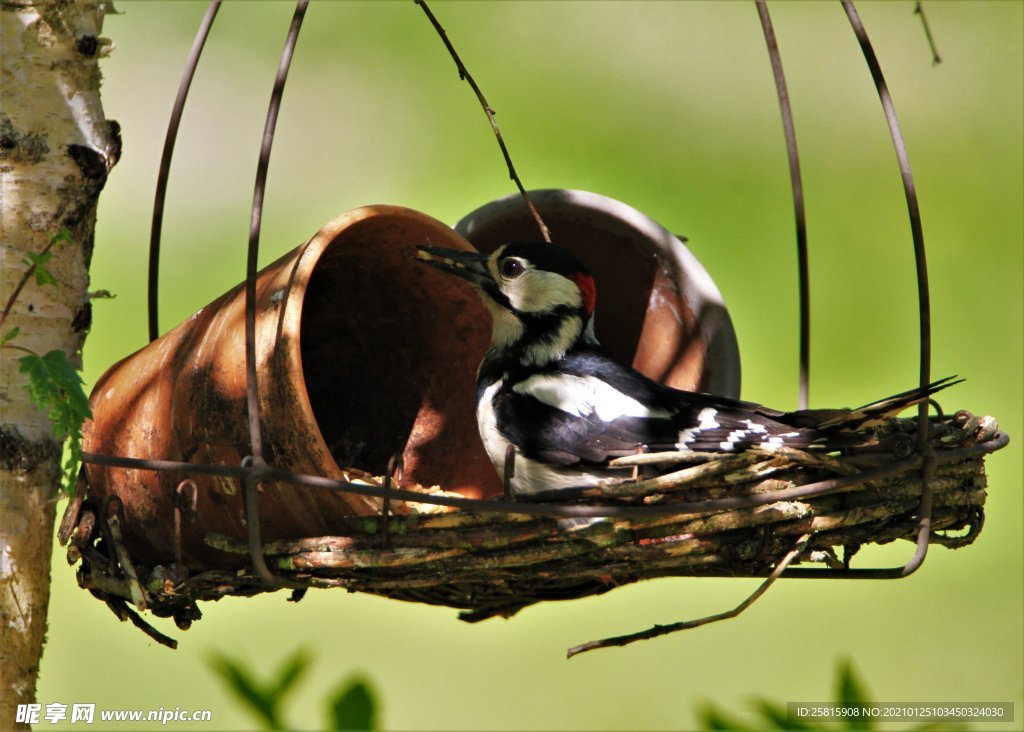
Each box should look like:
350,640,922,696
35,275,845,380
0,1,119,726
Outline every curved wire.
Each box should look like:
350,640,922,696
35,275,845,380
756,1,810,410
241,1,310,588
148,0,222,342
841,0,933,576
244,0,309,466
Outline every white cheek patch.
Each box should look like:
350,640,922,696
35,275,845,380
505,269,583,314
514,374,674,421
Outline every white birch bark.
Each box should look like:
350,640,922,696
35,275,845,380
0,1,118,726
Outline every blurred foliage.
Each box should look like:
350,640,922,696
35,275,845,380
330,675,379,732
208,650,379,731
700,659,967,731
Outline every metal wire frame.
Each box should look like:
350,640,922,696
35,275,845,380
88,1,999,595
842,0,937,577
148,0,222,343
752,0,943,580
755,1,810,412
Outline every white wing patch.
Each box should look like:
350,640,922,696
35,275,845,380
676,407,719,448
721,419,770,450
513,373,674,421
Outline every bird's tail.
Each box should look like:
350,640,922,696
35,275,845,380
784,375,963,434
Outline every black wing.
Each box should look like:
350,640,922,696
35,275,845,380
492,348,960,466
493,349,815,466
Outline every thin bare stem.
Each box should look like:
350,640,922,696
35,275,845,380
913,1,942,65
1,267,39,333
566,534,813,658
0,233,66,331
415,0,551,243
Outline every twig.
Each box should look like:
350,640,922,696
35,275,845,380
565,534,813,659
103,507,150,610
0,230,68,331
104,596,178,649
415,0,552,243
913,1,942,65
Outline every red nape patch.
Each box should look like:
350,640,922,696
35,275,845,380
572,273,597,314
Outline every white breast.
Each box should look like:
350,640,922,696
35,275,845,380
476,379,607,495
476,381,511,474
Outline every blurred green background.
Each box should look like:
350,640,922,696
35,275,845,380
39,1,1021,730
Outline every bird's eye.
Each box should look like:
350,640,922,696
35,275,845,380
499,258,525,279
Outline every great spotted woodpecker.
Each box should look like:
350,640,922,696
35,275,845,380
417,242,958,496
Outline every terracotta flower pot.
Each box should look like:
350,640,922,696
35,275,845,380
455,189,741,397
83,205,498,569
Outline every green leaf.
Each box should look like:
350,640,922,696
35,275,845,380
698,702,759,731
835,658,872,731
1,327,20,344
207,650,310,731
270,649,310,699
18,350,92,494
208,654,280,730
329,677,378,731
33,266,58,287
25,250,53,267
754,700,821,731
24,250,58,287
51,228,73,247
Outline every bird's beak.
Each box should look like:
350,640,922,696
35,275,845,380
415,245,491,288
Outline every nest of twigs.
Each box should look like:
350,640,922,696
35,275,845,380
68,410,1004,652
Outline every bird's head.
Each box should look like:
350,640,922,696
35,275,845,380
417,241,598,364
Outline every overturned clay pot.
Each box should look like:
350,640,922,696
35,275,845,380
82,205,498,569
